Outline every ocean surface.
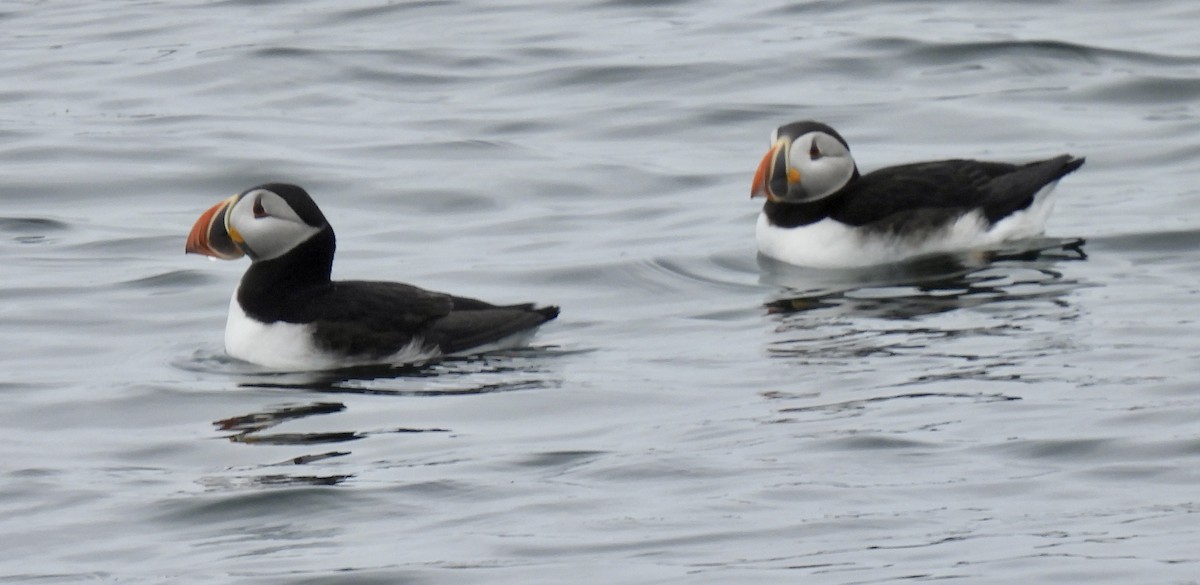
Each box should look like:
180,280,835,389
2,1,1199,583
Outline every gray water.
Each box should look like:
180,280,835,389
2,1,1199,583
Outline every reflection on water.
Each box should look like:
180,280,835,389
205,399,454,489
759,239,1091,396
761,238,1087,319
176,346,570,396
207,402,357,488
194,351,566,490
215,401,347,434
209,397,454,489
767,390,1020,424
196,470,354,490
235,350,567,397
214,400,450,446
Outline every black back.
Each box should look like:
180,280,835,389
763,155,1085,230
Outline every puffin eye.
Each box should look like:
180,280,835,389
252,197,268,218
809,142,822,160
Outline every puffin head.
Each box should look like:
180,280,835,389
751,120,858,204
185,183,330,262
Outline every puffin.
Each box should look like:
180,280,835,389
750,120,1085,268
185,183,559,371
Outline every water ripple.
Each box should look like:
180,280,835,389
760,243,1089,392
174,346,568,397
866,37,1200,69
0,216,71,245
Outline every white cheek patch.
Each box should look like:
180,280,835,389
227,194,323,262
802,159,855,199
791,133,856,200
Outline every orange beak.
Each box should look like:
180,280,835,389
185,195,245,260
751,139,796,202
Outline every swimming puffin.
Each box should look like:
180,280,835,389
750,120,1085,268
185,183,559,371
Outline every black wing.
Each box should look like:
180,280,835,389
295,280,558,358
833,155,1084,227
295,280,455,358
426,303,560,354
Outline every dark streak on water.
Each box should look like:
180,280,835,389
2,1,1200,584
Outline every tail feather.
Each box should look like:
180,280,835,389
1054,155,1086,179
534,305,560,321
985,154,1084,222
430,303,558,354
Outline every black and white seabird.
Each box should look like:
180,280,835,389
750,120,1085,268
185,183,559,371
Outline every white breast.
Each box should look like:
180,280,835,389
223,288,442,371
755,181,1060,268
224,293,333,371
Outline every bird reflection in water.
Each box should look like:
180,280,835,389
761,237,1087,319
201,353,561,489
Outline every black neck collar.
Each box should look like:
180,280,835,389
762,195,840,228
237,227,335,323
761,169,859,228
